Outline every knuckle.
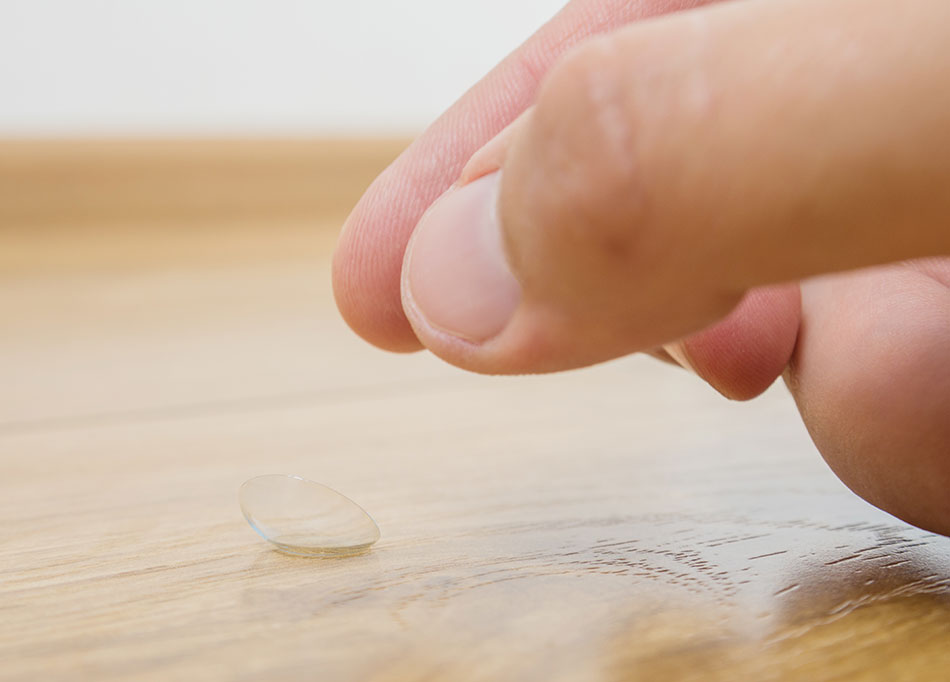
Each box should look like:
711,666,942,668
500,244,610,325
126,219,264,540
503,24,721,316
513,36,656,301
536,37,647,230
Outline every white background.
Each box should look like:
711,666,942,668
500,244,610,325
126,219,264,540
0,0,567,135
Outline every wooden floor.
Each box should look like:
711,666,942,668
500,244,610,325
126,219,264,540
2,141,950,681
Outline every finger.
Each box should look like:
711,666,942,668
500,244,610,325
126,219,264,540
401,0,950,374
787,262,950,536
645,347,678,367
444,97,801,397
665,284,800,400
332,0,725,352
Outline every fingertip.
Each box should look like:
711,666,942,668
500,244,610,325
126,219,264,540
332,208,424,354
789,268,950,536
680,284,802,401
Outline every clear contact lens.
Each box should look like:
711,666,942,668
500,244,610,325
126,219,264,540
239,474,380,557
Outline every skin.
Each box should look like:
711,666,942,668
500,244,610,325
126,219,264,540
333,0,950,535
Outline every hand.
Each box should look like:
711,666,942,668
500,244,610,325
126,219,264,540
333,0,950,534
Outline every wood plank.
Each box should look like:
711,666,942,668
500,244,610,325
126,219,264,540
2,142,950,681
0,138,409,230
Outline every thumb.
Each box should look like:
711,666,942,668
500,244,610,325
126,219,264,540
401,0,950,375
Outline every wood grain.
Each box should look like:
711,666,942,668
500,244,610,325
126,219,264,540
2,141,950,681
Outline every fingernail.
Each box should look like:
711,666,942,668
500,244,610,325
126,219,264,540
403,172,521,343
664,341,697,374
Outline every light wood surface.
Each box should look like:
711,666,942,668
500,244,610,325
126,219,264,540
2,141,950,681
0,138,409,229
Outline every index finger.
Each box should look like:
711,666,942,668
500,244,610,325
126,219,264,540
331,0,723,352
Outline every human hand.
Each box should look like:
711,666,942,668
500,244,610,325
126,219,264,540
333,0,950,534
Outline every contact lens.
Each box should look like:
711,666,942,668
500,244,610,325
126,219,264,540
239,474,380,556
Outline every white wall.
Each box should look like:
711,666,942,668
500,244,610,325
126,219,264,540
0,0,567,135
